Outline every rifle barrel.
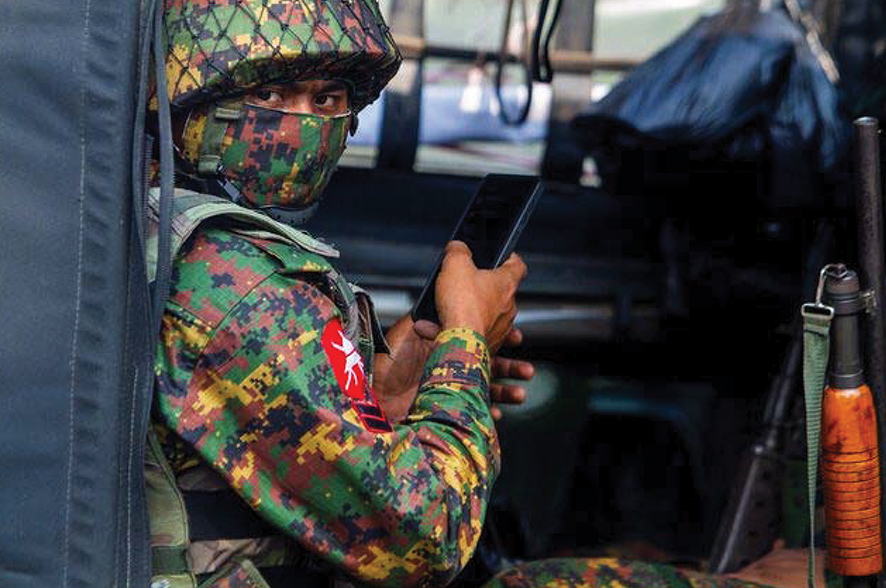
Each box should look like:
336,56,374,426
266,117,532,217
853,117,886,586
854,117,886,420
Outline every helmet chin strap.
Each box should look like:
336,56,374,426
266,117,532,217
173,146,244,202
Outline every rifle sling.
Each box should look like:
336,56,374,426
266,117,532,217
802,304,833,588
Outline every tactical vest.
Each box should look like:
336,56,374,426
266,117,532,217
145,188,388,588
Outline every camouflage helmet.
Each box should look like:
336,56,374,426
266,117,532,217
163,0,401,112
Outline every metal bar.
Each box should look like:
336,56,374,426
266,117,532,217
376,2,424,170
853,116,886,588
540,0,596,182
855,116,886,457
393,34,639,73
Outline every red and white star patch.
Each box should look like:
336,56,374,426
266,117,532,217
321,319,392,433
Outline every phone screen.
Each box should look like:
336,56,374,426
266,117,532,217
412,174,542,324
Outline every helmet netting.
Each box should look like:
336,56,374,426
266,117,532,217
163,0,400,112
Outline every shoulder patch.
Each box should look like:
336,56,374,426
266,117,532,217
321,318,392,433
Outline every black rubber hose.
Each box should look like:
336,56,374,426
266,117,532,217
495,0,533,126
152,0,175,336
530,0,564,83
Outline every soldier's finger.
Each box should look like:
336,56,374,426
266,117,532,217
441,241,477,275
491,383,526,404
493,357,534,381
444,240,473,259
491,406,503,420
500,252,528,281
413,320,441,340
503,303,518,327
503,327,523,347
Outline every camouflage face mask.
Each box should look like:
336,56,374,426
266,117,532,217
182,104,349,219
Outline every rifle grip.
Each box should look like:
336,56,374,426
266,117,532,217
822,384,883,576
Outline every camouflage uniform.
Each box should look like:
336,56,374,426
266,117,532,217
479,558,773,588
153,209,499,587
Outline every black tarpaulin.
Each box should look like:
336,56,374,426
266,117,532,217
0,0,152,586
574,7,849,212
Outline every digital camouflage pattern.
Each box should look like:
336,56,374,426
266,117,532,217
163,0,401,112
482,558,772,588
188,536,293,576
143,187,340,284
181,104,349,210
154,224,500,587
201,559,270,588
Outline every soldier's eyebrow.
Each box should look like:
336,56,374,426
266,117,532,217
317,80,348,93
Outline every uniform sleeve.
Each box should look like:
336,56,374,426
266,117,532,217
156,263,499,588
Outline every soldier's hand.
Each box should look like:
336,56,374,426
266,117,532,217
435,241,527,352
373,315,435,423
726,541,825,588
489,328,533,420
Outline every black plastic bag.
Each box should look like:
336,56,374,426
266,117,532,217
574,6,848,212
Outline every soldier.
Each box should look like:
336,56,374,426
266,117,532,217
148,1,530,587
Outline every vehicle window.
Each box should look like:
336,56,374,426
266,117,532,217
341,0,726,176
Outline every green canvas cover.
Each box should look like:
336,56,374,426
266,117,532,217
0,0,153,586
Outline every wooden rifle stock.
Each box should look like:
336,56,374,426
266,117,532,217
823,268,883,577
822,384,882,573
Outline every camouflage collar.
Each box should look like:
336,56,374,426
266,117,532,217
146,186,339,281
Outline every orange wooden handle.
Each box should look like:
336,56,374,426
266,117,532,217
822,384,883,576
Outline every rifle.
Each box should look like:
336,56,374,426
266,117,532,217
708,222,834,573
796,117,886,588
710,116,886,578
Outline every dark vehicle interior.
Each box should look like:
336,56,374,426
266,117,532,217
315,0,886,580
4,0,886,586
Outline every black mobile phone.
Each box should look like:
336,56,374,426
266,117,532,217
411,174,542,324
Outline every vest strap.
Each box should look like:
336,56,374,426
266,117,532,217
145,187,339,281
152,545,191,576
146,431,197,586
352,284,391,355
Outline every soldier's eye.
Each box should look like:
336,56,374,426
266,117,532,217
253,89,282,103
314,91,348,114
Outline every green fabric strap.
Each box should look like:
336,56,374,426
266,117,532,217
197,104,240,175
144,187,339,282
801,304,834,588
153,545,191,576
145,431,196,587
